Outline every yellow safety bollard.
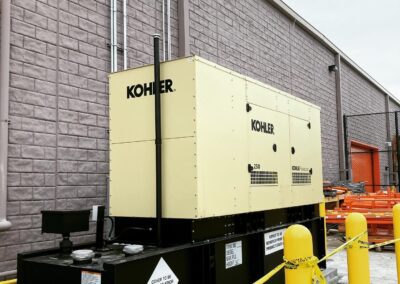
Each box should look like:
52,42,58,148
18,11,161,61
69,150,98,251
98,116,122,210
393,204,400,284
345,213,370,284
284,224,313,284
0,280,17,284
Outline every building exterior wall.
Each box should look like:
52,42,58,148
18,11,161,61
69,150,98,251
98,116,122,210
0,0,398,276
0,0,179,275
189,0,339,180
341,62,389,185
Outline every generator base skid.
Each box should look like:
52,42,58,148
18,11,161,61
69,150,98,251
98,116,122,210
18,205,325,284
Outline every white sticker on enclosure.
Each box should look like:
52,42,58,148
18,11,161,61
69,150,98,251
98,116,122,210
81,271,101,284
225,241,243,269
147,257,179,284
264,228,286,256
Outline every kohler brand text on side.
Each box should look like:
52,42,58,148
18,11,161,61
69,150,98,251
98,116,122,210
127,79,174,98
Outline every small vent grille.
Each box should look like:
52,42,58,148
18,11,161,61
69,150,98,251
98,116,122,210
292,172,311,184
251,171,278,185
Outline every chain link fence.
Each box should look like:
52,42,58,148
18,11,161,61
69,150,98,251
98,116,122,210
344,111,400,192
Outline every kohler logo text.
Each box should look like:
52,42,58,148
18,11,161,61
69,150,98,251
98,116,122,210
251,119,274,135
127,79,174,98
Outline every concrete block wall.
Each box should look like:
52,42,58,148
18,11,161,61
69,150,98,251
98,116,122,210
188,0,339,181
0,0,178,275
341,62,389,185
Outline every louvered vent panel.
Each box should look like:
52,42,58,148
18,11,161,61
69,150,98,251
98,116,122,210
251,171,278,185
292,172,311,184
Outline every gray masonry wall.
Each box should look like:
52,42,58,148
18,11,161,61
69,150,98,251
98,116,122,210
341,62,390,186
0,0,178,275
189,0,339,180
0,0,398,276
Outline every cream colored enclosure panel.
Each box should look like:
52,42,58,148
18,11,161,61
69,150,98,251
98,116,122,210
109,58,196,144
247,104,291,212
195,60,249,218
289,111,323,205
110,138,197,218
246,81,278,112
289,98,312,120
109,56,323,219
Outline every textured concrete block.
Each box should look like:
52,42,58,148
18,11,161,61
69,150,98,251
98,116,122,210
69,98,88,112
57,186,77,198
7,173,20,187
10,74,35,90
77,186,98,197
33,187,56,200
58,160,78,173
35,80,57,95
21,145,45,159
69,2,88,18
68,123,88,136
69,25,88,41
24,37,47,54
33,160,56,173
21,173,45,186
88,126,106,138
34,106,57,121
59,109,79,123
79,113,97,126
36,28,58,44
78,137,97,149
8,159,33,172
33,133,56,147
11,19,36,36
77,161,97,173
8,187,33,201
79,18,97,34
60,35,79,50
58,147,88,161
21,117,56,133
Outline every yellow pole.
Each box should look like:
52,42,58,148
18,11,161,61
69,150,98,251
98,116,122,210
345,213,370,284
393,204,400,284
0,280,17,284
284,224,313,284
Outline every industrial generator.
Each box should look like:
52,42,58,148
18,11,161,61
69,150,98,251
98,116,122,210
18,38,325,284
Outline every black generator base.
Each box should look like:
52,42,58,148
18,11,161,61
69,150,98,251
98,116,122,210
18,206,325,284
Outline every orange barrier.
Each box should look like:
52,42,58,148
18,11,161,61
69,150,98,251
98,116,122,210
326,190,400,243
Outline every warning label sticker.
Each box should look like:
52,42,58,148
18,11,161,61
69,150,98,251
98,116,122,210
147,257,179,284
264,228,286,256
225,241,243,269
81,271,101,284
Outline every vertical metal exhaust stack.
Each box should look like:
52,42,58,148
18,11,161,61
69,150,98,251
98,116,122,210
153,34,162,246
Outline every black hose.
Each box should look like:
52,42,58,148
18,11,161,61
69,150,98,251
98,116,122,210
104,216,115,239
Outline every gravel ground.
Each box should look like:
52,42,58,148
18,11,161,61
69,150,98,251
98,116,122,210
327,234,398,284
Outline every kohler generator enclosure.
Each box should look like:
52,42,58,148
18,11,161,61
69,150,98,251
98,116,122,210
109,56,323,219
18,56,325,284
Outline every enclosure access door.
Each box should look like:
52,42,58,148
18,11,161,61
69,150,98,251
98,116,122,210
351,141,380,192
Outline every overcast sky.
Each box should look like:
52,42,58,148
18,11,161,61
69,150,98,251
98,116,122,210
283,0,400,98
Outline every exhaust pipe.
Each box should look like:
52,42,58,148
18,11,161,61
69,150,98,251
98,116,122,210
153,35,162,246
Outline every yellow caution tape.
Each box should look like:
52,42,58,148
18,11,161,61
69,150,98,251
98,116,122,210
253,230,367,284
253,262,286,284
368,237,400,249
